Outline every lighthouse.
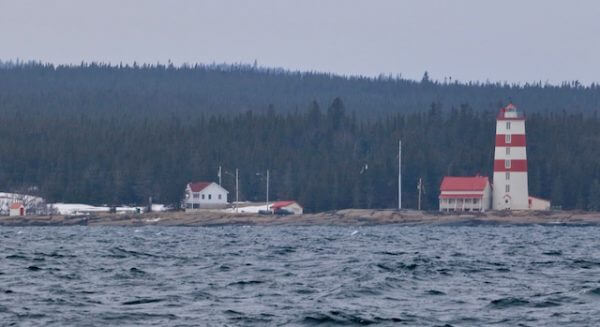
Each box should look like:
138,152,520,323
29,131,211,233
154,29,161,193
493,104,529,210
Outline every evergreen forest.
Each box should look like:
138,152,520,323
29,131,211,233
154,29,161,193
1,61,600,212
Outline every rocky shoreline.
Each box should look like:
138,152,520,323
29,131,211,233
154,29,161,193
1,209,600,227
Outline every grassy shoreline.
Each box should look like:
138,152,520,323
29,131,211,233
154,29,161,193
1,209,599,227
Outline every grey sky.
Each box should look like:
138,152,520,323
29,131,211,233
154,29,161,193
1,0,599,84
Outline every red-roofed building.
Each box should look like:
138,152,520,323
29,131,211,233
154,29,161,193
9,202,25,217
439,176,492,212
184,182,229,210
270,201,303,215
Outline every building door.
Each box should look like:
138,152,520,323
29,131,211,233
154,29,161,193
503,195,512,210
20,207,24,216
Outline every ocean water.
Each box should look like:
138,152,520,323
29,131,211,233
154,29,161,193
1,224,600,326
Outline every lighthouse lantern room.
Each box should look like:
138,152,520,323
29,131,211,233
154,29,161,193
492,104,529,210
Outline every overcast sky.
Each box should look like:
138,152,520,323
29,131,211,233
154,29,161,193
1,0,599,84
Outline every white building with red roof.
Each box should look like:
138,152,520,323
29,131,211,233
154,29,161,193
9,202,26,216
439,176,492,212
184,182,228,210
270,201,303,215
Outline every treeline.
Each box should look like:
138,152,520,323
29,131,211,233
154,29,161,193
1,97,599,212
1,61,600,120
1,62,600,211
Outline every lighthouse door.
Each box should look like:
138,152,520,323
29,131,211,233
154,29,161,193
503,195,512,210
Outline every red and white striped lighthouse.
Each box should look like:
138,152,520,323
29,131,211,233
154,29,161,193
493,104,529,210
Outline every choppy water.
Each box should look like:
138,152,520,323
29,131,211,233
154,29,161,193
1,224,600,326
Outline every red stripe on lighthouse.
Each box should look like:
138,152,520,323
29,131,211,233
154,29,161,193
495,134,526,147
493,160,528,172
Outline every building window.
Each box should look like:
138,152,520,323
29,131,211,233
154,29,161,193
506,121,511,130
505,134,511,144
218,194,222,200
193,193,199,199
208,194,212,200
449,199,455,204
185,203,192,209
201,194,205,200
505,160,511,169
506,172,510,180
505,184,510,193
506,147,510,155
192,203,200,209
473,198,479,204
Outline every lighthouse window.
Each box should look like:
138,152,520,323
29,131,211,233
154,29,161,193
506,147,510,155
506,122,511,130
506,172,510,180
505,134,511,144
505,160,511,169
505,184,510,193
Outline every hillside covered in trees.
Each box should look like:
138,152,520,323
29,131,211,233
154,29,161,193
1,62,600,212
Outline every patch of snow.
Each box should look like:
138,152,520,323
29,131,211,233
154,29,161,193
223,202,271,214
50,203,146,215
51,203,110,215
151,204,168,212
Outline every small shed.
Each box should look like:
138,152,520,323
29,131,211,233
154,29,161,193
528,196,551,210
9,202,25,217
270,201,303,215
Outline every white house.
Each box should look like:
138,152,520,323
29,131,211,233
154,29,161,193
9,202,25,216
184,182,228,210
270,201,303,215
439,176,492,212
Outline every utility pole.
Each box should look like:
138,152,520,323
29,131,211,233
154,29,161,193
417,178,422,211
257,170,271,213
398,139,402,210
218,166,222,186
266,169,270,212
235,168,239,213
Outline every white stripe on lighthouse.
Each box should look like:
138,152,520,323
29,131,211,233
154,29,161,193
494,146,527,160
495,121,525,134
